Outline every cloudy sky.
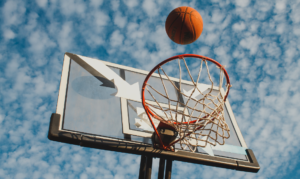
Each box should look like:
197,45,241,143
1,0,300,178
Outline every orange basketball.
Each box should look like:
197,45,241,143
165,6,203,45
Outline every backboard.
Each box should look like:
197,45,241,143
48,52,259,172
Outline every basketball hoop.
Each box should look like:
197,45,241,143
141,54,231,152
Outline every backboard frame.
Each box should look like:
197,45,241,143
48,52,260,172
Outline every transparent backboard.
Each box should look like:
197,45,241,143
49,53,260,172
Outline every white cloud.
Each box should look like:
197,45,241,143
263,61,280,76
249,21,259,32
143,0,159,17
0,114,4,124
36,0,48,8
211,9,225,23
5,57,21,78
110,30,124,47
90,0,103,8
284,46,297,64
28,30,56,66
195,46,210,56
276,23,286,34
57,21,73,50
214,46,230,66
275,0,286,11
0,169,6,178
233,49,245,59
291,2,300,23
236,58,250,75
24,13,39,32
148,26,173,59
59,0,86,17
70,9,109,47
235,7,254,20
235,0,250,7
232,22,246,31
80,173,88,179
32,76,56,96
220,14,232,29
14,68,31,91
15,173,27,179
284,60,300,80
255,1,273,12
94,11,110,28
3,28,16,40
293,25,300,36
84,34,105,46
2,0,26,27
263,42,281,57
111,0,120,11
122,0,138,8
114,13,127,28
28,30,56,52
239,35,262,55
204,32,220,45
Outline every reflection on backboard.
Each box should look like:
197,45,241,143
48,52,260,172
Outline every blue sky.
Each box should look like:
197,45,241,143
1,0,300,178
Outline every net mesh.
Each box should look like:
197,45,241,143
144,56,231,152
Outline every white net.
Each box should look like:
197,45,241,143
143,56,231,152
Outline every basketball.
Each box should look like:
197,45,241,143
165,6,203,45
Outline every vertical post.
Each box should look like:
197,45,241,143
120,69,131,141
158,158,165,179
139,155,147,179
174,82,185,106
145,156,153,179
165,159,172,179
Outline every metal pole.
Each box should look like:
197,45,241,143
145,156,153,179
165,159,172,179
158,158,165,179
139,155,147,179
